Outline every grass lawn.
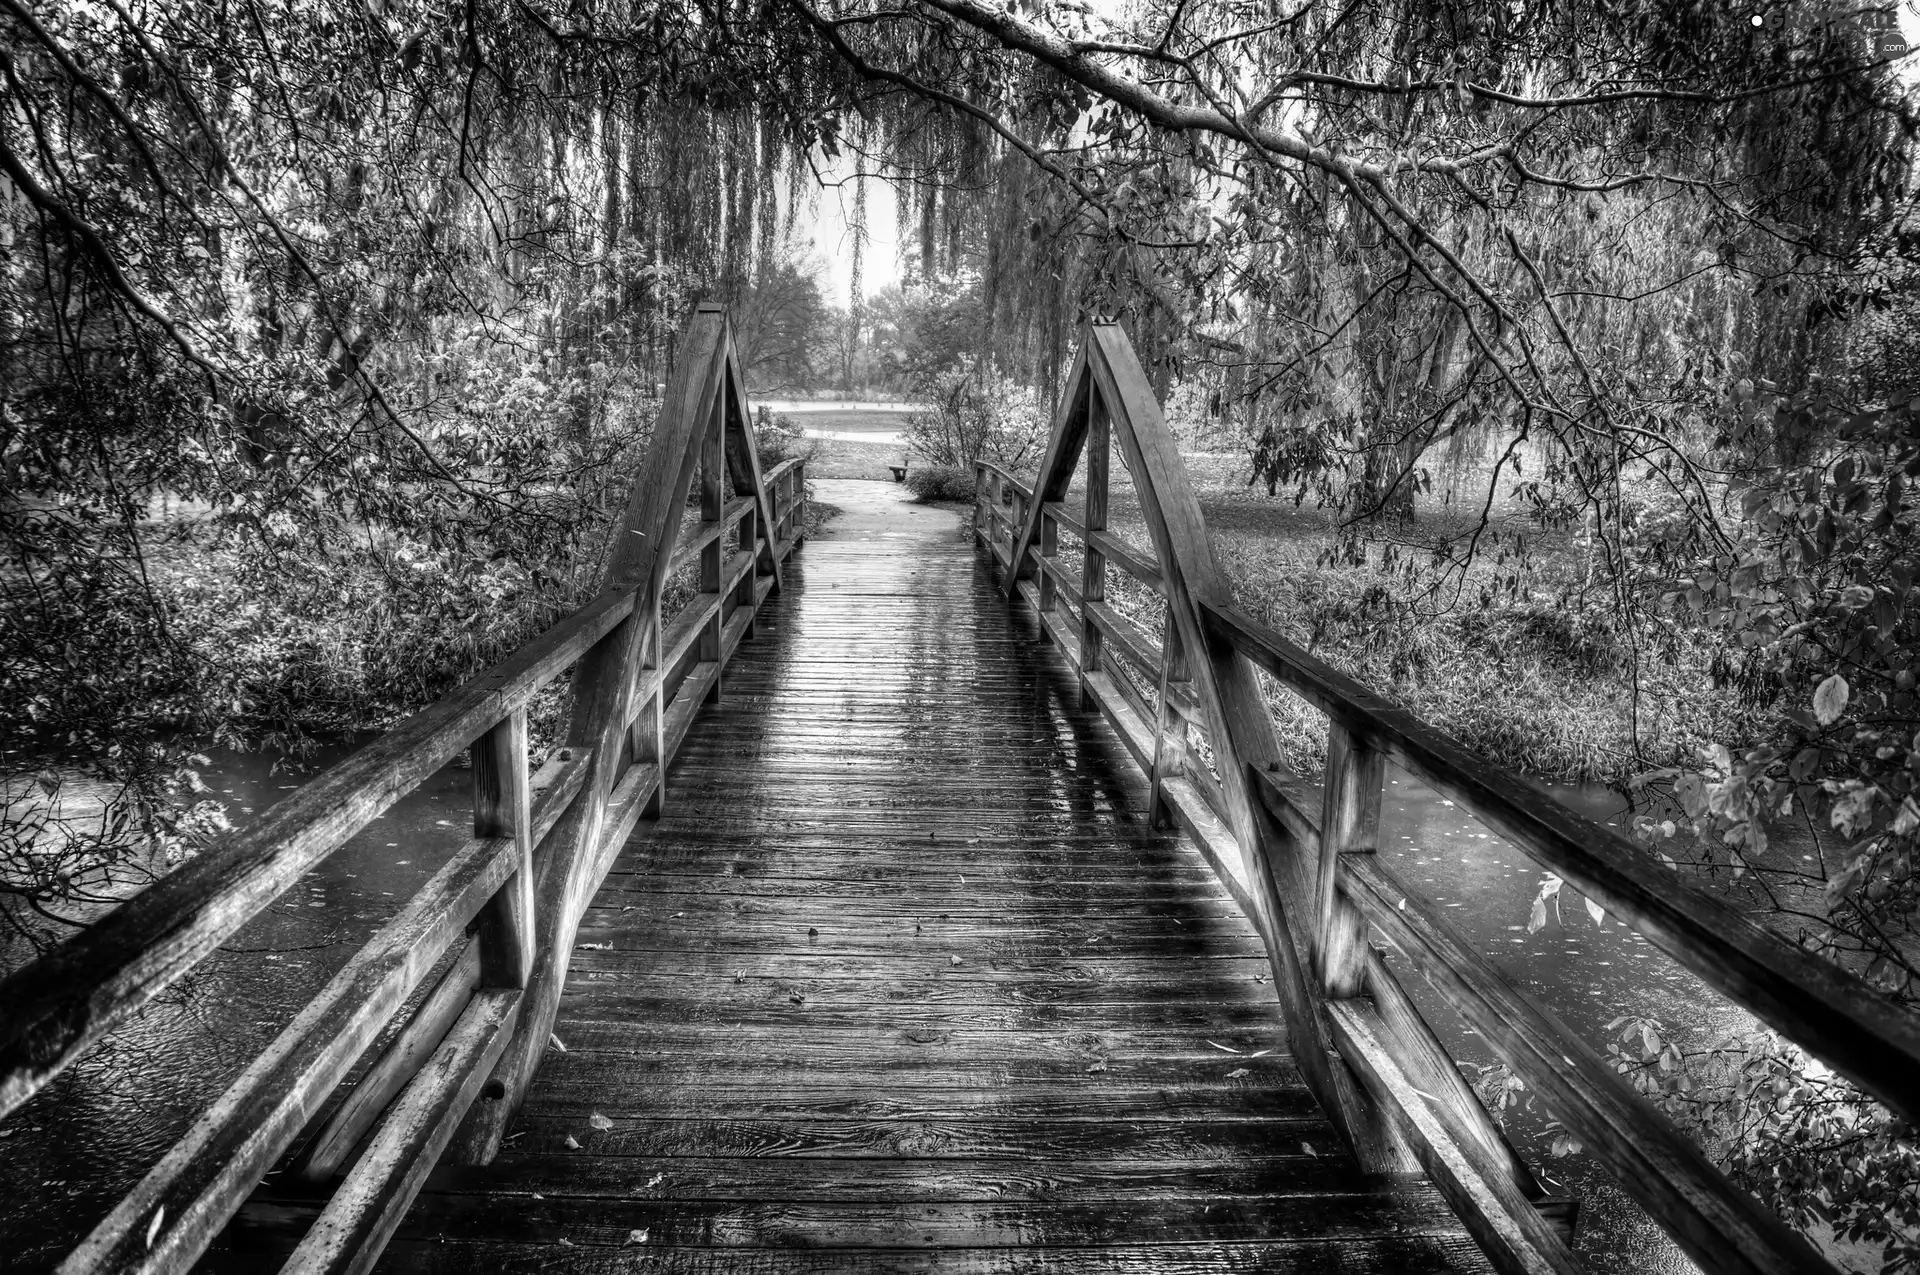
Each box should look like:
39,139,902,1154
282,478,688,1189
789,409,917,436
1000,450,1752,784
792,437,913,481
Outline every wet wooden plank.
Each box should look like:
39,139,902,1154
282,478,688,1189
346,492,1485,1273
358,1236,1487,1274
248,1187,1471,1249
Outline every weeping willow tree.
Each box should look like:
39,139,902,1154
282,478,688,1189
788,0,1914,537
0,0,863,935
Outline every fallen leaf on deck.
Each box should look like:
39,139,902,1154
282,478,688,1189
1206,1040,1241,1054
550,1033,568,1052
1227,1068,1249,1078
1086,1061,1108,1073
145,1206,165,1249
647,1173,665,1188
1251,1049,1272,1057
1303,1142,1318,1157
557,1238,576,1248
564,1134,581,1149
589,1112,613,1130
950,955,962,966
627,1229,650,1245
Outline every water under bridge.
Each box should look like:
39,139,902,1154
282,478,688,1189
3,307,1917,1275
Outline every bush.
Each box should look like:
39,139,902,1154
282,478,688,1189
754,406,818,467
904,465,978,503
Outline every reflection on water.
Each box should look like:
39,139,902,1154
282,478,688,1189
1379,772,1721,1274
0,740,473,1272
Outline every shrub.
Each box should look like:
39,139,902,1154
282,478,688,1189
754,406,818,467
904,465,978,503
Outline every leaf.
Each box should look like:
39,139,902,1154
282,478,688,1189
564,1133,581,1149
1829,784,1879,837
1227,1067,1249,1078
1584,896,1605,927
627,1229,650,1245
549,1033,568,1053
1206,1040,1241,1053
589,1112,613,1130
146,1205,165,1250
1813,673,1850,726
1302,1141,1318,1157
1527,895,1548,934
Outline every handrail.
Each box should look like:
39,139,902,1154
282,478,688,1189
1203,601,1920,1118
0,303,807,1275
971,319,1901,1275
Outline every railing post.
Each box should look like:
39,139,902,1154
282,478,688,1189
793,457,807,543
1317,722,1381,998
632,588,664,818
1079,395,1109,709
737,467,759,639
1147,617,1189,830
471,708,533,988
699,391,724,704
1037,507,1058,614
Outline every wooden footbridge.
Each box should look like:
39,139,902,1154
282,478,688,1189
5,307,1919,1275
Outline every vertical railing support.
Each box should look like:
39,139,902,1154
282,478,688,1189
1317,722,1381,999
1147,618,1189,830
632,589,664,818
1079,396,1109,710
472,708,534,989
698,391,725,705
1037,508,1058,616
736,464,759,640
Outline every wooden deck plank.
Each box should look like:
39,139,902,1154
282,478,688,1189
215,488,1486,1273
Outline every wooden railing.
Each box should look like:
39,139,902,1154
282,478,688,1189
0,303,807,1275
973,322,1920,1275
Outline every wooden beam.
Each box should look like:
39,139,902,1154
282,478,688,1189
717,322,783,596
291,939,482,1183
281,988,520,1275
1316,723,1379,1000
1342,853,1840,1275
472,709,533,989
1002,347,1090,589
57,836,519,1273
1082,322,1411,1175
1327,999,1587,1275
0,587,631,1121
451,303,728,1165
1205,599,1920,1124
